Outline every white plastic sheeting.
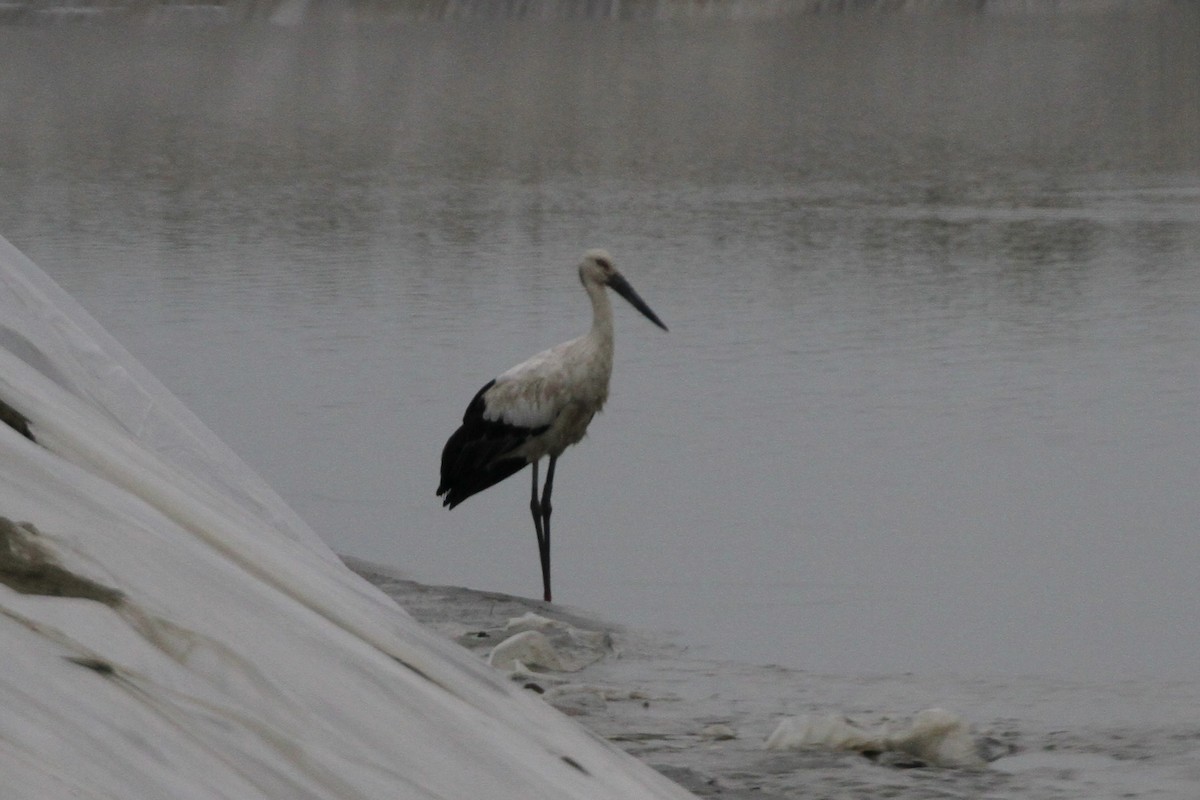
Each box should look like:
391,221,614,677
0,233,693,800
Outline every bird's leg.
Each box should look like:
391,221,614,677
539,456,557,603
530,460,550,602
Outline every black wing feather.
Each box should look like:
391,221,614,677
437,380,550,509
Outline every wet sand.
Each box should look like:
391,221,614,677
347,558,1200,800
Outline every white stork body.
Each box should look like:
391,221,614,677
438,250,667,602
487,288,614,460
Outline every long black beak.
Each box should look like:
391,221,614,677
608,273,668,331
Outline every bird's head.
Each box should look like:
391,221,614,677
578,249,668,331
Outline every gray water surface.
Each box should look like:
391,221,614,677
2,9,1198,680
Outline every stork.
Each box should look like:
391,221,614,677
437,250,667,602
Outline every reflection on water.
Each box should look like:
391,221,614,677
2,9,1198,679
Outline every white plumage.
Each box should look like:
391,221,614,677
438,250,667,602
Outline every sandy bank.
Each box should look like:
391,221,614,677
348,557,1200,800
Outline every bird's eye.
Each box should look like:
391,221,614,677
595,257,612,271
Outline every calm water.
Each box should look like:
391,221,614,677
2,9,1198,680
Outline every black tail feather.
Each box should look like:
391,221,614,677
437,380,547,508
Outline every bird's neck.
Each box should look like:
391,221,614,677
586,280,615,343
